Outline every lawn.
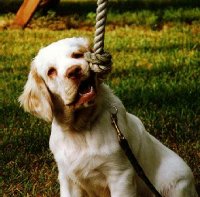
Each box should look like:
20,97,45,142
1,0,200,196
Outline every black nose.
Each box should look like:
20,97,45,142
66,65,82,79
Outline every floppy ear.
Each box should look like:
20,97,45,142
19,63,53,122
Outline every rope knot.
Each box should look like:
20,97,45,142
84,51,112,75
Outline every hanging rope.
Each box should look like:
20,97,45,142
84,1,162,196
84,0,112,75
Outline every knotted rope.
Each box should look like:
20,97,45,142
83,2,162,196
84,0,112,76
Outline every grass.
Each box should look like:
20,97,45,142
1,1,200,196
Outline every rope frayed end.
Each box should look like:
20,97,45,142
84,51,112,76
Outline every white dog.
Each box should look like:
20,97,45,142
19,37,198,197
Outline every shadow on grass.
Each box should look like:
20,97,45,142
109,65,199,111
1,108,51,180
110,65,200,104
108,65,200,141
1,105,50,157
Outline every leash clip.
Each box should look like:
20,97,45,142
110,105,125,140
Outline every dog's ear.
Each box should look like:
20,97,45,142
19,62,53,122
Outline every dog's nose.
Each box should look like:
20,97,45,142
66,65,82,79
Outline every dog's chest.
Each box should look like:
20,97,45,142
50,124,119,189
54,139,111,193
67,152,108,187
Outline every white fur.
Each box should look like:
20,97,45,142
19,37,197,197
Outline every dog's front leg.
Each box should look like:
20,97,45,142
107,168,137,197
59,173,82,197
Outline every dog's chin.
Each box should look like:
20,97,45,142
67,75,97,109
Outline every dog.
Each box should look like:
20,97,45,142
19,37,198,197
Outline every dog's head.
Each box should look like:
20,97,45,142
19,37,98,122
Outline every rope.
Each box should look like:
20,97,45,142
84,2,162,196
94,0,108,54
84,0,112,75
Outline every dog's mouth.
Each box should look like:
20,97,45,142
71,74,96,107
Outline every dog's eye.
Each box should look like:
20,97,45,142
47,67,57,78
71,52,84,59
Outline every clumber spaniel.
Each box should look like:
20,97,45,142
19,37,197,197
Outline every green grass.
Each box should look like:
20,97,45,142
1,2,200,196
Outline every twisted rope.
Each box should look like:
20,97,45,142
84,0,112,75
83,2,162,196
94,0,108,54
